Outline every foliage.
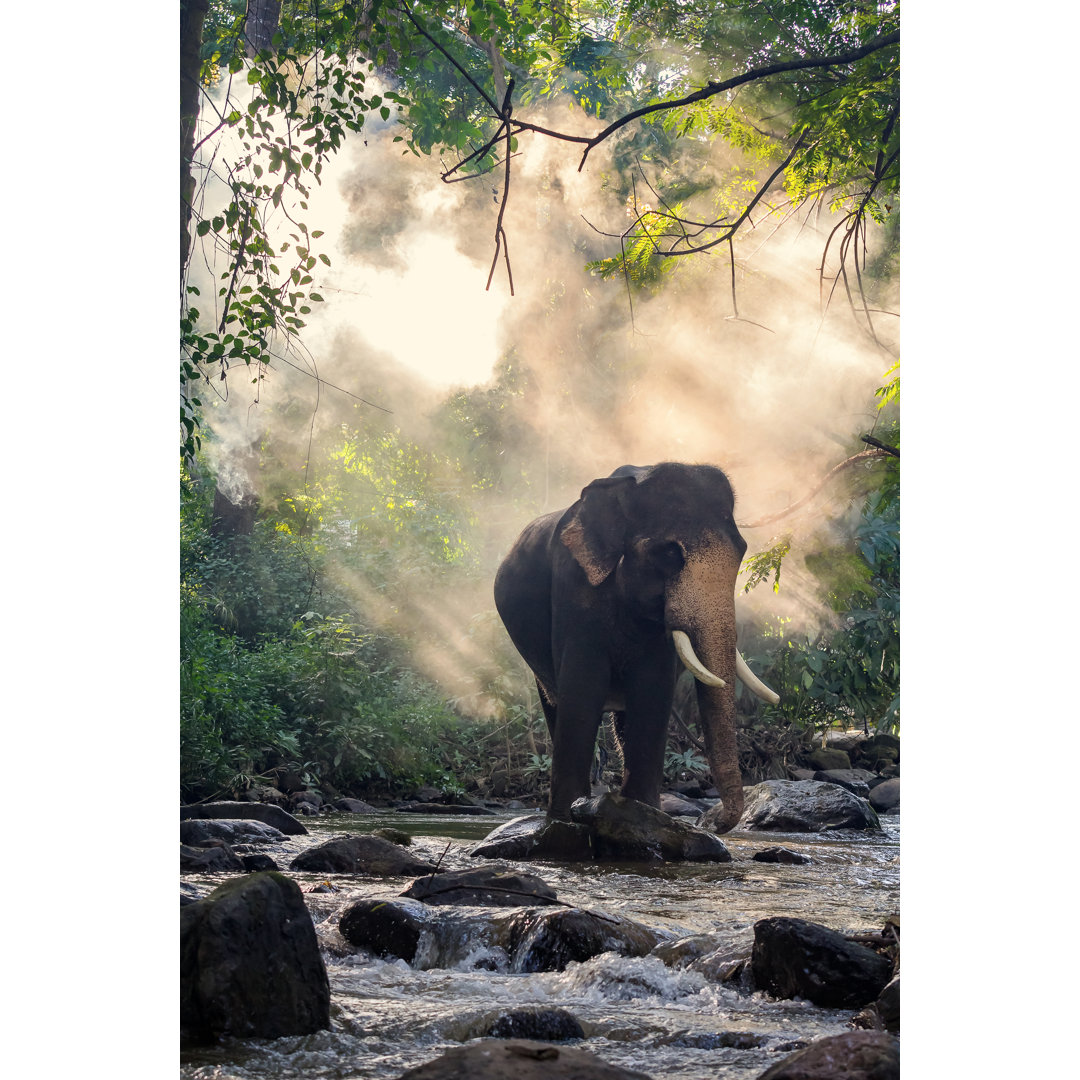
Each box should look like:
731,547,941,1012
183,1,901,455
742,535,792,595
743,485,899,735
180,443,489,801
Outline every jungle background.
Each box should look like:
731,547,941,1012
179,0,901,805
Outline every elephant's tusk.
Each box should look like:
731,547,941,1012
736,650,781,706
672,631,726,687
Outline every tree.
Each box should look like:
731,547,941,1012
181,1,900,457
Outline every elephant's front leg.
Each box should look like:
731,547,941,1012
548,648,610,821
616,662,677,809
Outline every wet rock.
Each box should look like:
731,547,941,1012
572,793,731,862
339,897,426,962
755,1030,899,1080
876,975,900,1032
812,769,874,798
397,1039,654,1079
473,797,730,862
752,846,812,865
533,819,595,859
728,780,880,832
485,1007,585,1041
180,871,329,1042
751,917,892,1009
659,792,705,816
180,801,308,836
241,853,279,872
507,907,660,973
291,834,439,876
290,789,323,810
181,842,244,873
180,881,204,905
399,802,497,815
336,898,659,973
852,972,900,1034
470,815,594,861
335,797,379,813
651,934,719,967
401,866,560,907
180,818,286,846
807,746,851,771
868,778,900,813
689,942,753,985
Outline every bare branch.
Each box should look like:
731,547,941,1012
739,449,893,530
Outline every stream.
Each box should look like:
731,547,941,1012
180,808,899,1079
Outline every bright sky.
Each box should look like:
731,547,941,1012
298,140,511,390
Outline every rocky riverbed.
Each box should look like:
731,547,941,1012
181,756,900,1080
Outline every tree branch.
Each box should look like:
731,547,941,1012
739,448,893,529
570,30,899,170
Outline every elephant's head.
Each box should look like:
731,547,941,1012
560,463,778,831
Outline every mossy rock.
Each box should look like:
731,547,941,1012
807,747,851,772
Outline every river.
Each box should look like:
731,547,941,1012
180,808,899,1079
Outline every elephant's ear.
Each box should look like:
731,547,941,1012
560,474,637,586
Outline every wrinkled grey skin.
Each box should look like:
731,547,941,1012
494,463,749,832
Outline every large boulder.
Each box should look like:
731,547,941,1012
751,917,893,1009
291,834,438,876
180,818,286,846
180,801,308,835
401,866,560,906
470,815,594,861
572,793,731,862
396,1040,654,1079
507,907,661,973
336,898,660,973
180,872,330,1042
180,842,244,873
756,1030,899,1080
722,780,880,832
339,897,427,963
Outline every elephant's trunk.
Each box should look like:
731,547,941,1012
666,543,748,834
696,674,744,832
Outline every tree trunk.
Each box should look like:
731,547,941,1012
180,0,209,284
244,0,281,56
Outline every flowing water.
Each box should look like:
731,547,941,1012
181,808,899,1079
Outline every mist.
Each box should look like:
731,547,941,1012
192,90,898,714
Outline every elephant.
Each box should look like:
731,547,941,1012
493,462,779,833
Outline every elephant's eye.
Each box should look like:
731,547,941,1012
646,539,685,575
